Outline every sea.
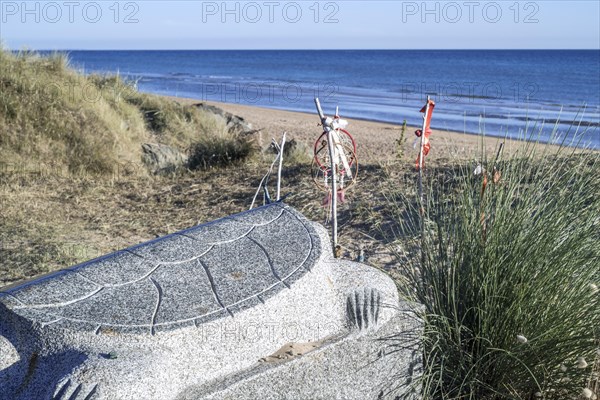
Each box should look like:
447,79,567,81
54,50,600,149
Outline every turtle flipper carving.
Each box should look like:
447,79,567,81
53,379,98,400
346,287,382,331
0,335,19,371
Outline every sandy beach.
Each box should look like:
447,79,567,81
169,97,508,165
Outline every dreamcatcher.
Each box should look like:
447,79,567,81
311,98,359,249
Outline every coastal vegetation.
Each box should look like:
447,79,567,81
388,143,599,399
0,49,254,176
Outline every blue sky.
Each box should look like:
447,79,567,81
1,1,599,49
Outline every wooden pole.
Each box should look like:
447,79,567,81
314,98,338,252
276,132,286,201
418,96,431,210
327,128,338,249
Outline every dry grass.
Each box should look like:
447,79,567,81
91,74,231,150
0,49,560,289
1,48,597,400
0,47,419,287
0,157,413,287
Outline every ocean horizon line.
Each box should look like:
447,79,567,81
29,48,600,52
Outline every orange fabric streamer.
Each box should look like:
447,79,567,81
415,99,436,170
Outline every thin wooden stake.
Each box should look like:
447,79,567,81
276,132,286,201
418,96,431,279
327,128,338,249
315,98,338,253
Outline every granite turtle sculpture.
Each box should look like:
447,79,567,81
0,203,421,400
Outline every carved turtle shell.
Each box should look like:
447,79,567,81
0,203,322,335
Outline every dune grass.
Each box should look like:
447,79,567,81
0,50,147,175
388,138,600,399
0,49,252,177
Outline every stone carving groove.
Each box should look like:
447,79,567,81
52,379,98,400
346,287,382,331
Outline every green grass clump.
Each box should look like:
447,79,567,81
188,135,255,170
390,142,600,399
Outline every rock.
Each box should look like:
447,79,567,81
141,142,188,174
192,103,254,134
192,103,263,149
0,203,422,400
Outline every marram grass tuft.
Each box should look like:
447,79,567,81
388,137,599,399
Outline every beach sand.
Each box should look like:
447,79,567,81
168,97,508,165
